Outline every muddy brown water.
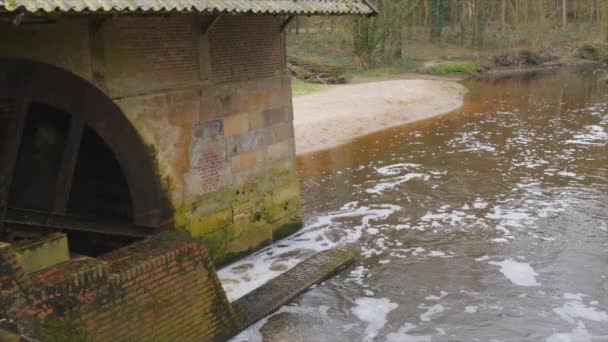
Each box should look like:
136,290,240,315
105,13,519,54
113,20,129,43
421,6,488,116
224,68,608,342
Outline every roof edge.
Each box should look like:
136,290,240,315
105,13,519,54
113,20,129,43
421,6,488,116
0,1,378,16
361,0,379,16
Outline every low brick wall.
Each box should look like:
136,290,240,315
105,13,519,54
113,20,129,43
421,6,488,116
0,232,237,341
0,242,29,331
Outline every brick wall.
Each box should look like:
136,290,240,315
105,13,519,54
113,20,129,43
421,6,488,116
0,19,92,81
2,232,236,341
0,242,29,333
102,15,200,97
209,16,282,83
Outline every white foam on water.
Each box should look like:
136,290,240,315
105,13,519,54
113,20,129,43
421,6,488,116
563,140,604,146
556,171,579,179
424,291,448,301
488,258,541,287
419,304,445,322
403,247,426,256
465,306,478,313
351,297,398,342
554,300,608,323
218,201,400,301
546,322,592,342
564,124,608,146
366,173,431,195
473,198,488,209
347,265,369,285
375,163,421,176
366,227,379,235
563,293,588,301
386,323,432,342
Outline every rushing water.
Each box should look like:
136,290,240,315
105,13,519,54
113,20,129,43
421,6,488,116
221,68,608,342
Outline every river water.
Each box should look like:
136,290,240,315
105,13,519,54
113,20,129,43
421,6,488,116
220,68,608,342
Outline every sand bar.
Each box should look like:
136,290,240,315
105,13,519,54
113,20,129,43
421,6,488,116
293,79,467,154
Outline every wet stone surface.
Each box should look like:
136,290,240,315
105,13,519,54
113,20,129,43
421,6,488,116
221,68,608,341
232,248,354,330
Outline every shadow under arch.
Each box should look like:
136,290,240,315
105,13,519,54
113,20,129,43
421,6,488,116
0,58,173,231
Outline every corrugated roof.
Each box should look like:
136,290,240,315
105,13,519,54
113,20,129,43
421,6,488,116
0,0,377,15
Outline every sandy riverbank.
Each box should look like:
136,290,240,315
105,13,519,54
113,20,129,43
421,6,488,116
293,78,468,155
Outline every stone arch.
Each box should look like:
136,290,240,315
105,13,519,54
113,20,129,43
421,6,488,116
0,58,173,236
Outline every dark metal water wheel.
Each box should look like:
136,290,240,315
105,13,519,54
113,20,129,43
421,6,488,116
0,59,172,254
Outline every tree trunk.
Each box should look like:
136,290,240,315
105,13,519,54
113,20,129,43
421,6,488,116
472,0,488,49
458,0,467,46
562,0,567,30
430,0,445,43
501,0,507,33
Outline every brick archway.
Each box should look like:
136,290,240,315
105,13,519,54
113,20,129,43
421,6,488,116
0,58,172,240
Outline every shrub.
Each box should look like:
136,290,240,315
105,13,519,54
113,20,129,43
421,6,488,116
577,44,602,61
493,53,517,66
519,50,542,65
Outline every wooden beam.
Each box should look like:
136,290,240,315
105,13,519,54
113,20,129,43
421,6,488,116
201,14,221,35
5,207,159,238
0,95,29,237
280,15,295,32
362,0,380,17
53,115,85,214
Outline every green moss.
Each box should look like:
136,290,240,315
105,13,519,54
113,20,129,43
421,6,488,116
12,233,69,274
173,204,190,230
188,208,233,238
272,219,304,241
200,229,229,263
219,236,273,267
34,317,90,342
172,163,303,264
419,62,477,76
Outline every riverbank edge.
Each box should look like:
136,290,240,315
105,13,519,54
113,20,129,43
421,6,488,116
475,57,604,78
292,59,606,156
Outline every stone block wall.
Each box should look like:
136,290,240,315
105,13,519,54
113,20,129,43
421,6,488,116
0,13,303,265
0,232,237,341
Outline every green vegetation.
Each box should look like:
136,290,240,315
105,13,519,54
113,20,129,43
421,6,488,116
492,49,547,67
291,79,328,96
288,0,608,78
420,62,478,76
353,64,415,78
34,317,90,342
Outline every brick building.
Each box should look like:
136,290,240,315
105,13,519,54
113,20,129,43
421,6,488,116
0,0,375,340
